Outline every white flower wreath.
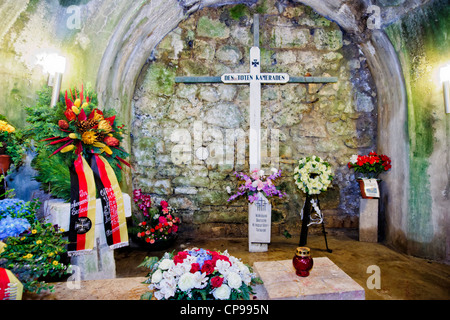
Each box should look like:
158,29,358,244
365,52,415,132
294,156,333,195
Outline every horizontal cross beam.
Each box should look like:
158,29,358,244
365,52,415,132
175,76,338,83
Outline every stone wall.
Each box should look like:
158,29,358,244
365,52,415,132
131,0,378,238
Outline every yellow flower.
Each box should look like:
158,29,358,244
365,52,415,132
72,106,80,115
0,120,15,133
23,253,33,259
102,146,113,155
81,131,97,145
69,133,78,139
81,102,89,108
60,228,65,232
92,111,103,122
20,237,25,241
61,144,75,153
52,261,59,266
31,229,37,234
98,120,112,133
36,240,42,245
48,252,54,257
74,99,81,108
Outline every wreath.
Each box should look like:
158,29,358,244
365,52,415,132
293,156,333,195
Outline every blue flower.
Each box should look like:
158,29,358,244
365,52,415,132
0,216,31,241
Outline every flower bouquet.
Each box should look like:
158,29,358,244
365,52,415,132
44,85,129,168
347,151,391,179
26,85,130,201
294,156,333,195
139,248,262,300
227,168,286,203
133,189,180,248
0,116,26,172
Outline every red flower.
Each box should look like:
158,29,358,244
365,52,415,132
58,120,69,130
201,260,215,275
211,276,224,288
64,109,76,122
174,251,188,264
141,221,146,226
104,136,120,147
190,263,200,273
161,200,168,208
150,228,155,233
145,237,150,243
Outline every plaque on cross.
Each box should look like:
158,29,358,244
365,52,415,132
175,14,338,252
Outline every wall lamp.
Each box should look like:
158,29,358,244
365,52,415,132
42,53,66,107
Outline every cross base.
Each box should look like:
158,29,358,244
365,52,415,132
249,242,268,252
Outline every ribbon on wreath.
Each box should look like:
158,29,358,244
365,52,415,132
68,145,128,256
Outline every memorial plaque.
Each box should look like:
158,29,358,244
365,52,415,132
249,192,271,244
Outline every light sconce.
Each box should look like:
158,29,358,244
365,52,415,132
41,53,66,107
440,64,450,114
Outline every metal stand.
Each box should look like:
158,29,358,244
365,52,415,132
299,194,332,253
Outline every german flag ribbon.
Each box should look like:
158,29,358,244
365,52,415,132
68,153,97,255
90,154,128,250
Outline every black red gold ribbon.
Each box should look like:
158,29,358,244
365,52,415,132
68,149,128,255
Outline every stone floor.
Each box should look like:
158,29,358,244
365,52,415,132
23,231,450,300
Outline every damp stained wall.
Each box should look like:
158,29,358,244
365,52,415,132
385,0,450,261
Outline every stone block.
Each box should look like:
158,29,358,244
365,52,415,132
43,194,132,280
253,258,365,300
359,198,378,242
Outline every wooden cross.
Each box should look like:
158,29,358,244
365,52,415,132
175,14,337,252
176,14,337,171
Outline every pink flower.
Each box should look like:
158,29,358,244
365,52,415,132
257,180,264,190
159,216,167,224
245,179,252,186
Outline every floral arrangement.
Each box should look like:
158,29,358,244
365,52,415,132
45,85,129,167
227,168,286,203
25,86,130,201
133,189,180,245
0,198,70,294
294,156,333,195
0,115,27,168
139,248,262,300
347,151,391,178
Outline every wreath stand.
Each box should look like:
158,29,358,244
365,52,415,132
299,194,332,253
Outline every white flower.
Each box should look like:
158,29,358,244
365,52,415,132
215,259,232,275
258,170,264,177
226,186,231,194
151,269,163,283
192,271,208,289
271,167,277,173
349,154,358,164
178,272,196,291
213,284,231,300
227,272,242,289
159,259,174,270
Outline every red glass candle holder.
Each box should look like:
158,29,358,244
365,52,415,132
293,247,313,277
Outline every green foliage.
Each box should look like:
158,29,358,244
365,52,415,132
0,198,70,294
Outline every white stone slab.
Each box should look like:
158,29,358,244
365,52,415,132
43,193,132,280
253,257,365,300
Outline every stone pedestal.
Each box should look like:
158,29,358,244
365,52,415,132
43,194,132,280
359,198,378,243
253,257,365,300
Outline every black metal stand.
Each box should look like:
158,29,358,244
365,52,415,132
299,194,332,253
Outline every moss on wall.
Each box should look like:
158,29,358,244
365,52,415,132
386,0,450,257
